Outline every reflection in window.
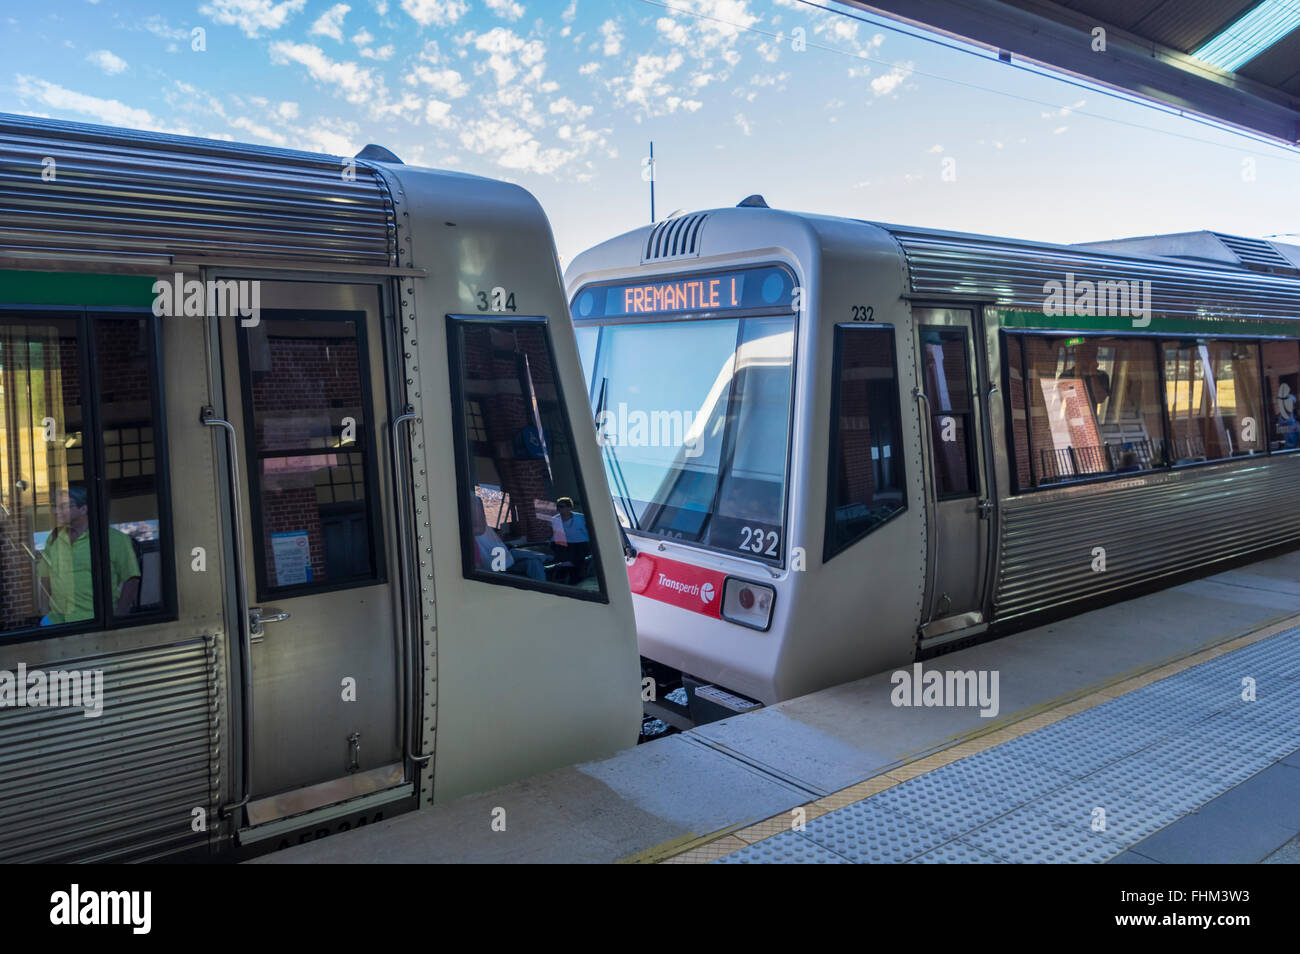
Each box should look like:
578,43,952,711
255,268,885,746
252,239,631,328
1263,340,1300,452
1016,336,1167,485
920,326,976,497
243,317,377,590
95,318,160,618
450,319,603,596
1163,340,1263,463
586,316,795,563
825,325,905,560
1,315,170,636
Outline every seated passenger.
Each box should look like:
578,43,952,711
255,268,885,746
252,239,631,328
470,495,545,581
549,496,590,585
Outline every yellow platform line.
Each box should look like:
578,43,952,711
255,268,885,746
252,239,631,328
639,610,1300,865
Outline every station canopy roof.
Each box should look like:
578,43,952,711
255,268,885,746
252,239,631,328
844,1,1300,145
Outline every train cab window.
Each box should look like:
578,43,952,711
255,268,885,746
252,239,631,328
585,315,795,565
1162,341,1263,463
824,325,906,561
0,314,172,639
448,317,606,600
1014,335,1167,486
239,314,381,594
1263,340,1300,452
919,327,977,497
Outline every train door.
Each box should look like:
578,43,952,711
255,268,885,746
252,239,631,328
214,280,407,830
913,307,993,641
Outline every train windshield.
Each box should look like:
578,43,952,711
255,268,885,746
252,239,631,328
583,315,795,563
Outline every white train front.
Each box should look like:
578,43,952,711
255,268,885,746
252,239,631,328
565,200,1300,721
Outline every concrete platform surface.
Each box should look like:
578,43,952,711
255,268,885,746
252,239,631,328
253,555,1300,864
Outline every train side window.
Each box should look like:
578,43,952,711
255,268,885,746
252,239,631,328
1162,340,1263,463
824,324,906,561
239,314,382,595
919,326,976,497
1263,340,1300,452
1,313,173,639
1015,335,1166,486
93,318,169,619
447,316,607,601
1003,335,1033,491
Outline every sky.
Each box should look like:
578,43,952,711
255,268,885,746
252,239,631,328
2,0,1299,263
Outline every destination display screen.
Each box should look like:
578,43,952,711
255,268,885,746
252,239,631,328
572,265,795,320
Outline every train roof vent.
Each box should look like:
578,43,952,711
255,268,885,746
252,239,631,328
642,213,708,263
1211,233,1296,273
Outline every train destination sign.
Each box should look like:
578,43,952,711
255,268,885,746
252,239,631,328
572,265,795,319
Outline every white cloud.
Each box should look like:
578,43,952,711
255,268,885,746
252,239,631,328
15,75,170,132
599,19,622,56
870,62,911,96
269,41,388,111
401,0,467,26
426,99,453,126
87,50,128,75
734,112,751,135
485,0,525,21
199,0,307,38
352,28,374,44
411,65,469,97
578,61,600,74
310,3,350,41
549,96,593,120
460,28,547,87
927,144,944,153
562,0,577,22
361,45,394,60
278,101,299,119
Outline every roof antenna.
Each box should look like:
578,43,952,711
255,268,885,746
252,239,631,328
737,194,768,208
646,141,656,224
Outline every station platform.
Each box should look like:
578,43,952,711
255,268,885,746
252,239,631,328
254,554,1300,864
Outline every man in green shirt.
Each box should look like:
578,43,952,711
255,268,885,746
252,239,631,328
38,485,141,625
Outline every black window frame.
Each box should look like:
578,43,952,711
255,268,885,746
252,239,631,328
235,308,387,602
1002,328,1295,495
918,323,980,501
1261,338,1300,454
0,305,177,643
446,313,609,604
823,322,908,563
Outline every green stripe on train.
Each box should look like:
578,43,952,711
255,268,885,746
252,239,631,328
0,270,156,306
998,309,1299,338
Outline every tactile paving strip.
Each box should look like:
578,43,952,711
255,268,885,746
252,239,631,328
713,829,851,864
715,627,1300,864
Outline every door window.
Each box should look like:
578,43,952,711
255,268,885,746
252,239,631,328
238,313,382,595
919,326,977,498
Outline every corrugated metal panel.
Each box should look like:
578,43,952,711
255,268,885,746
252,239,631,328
0,637,220,863
1213,232,1296,272
994,458,1300,621
886,228,1300,323
0,113,395,267
642,213,708,262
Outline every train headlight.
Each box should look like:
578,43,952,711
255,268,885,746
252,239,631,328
721,577,775,631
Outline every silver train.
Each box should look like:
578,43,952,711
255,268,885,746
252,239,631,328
565,199,1300,723
0,114,640,862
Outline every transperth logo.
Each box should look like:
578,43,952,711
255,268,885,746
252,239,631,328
700,582,715,604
